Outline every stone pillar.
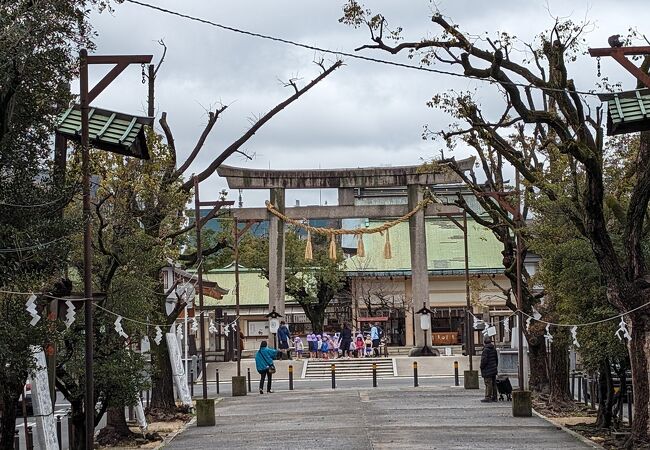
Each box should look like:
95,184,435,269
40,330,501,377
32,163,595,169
407,184,429,352
404,278,415,346
268,188,286,342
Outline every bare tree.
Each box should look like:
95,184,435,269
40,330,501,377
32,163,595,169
342,2,650,442
139,58,343,413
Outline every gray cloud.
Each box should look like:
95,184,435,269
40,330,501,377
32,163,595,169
84,0,650,203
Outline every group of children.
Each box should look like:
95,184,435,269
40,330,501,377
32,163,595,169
290,333,376,360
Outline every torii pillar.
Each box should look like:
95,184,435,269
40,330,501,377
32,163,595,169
408,184,431,355
268,188,286,342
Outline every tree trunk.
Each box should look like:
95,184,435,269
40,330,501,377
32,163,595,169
70,399,85,450
149,338,177,413
596,359,615,429
527,332,550,393
305,308,325,334
0,391,19,450
105,406,132,435
548,337,572,403
628,313,650,442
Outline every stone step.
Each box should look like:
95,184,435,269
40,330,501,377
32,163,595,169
304,358,396,378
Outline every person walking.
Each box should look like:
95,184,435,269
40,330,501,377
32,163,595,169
340,323,352,358
480,336,499,402
370,322,381,357
277,320,291,360
255,341,278,394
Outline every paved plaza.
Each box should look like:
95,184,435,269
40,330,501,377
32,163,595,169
166,384,596,449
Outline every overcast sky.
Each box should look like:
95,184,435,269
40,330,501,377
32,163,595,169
84,0,650,207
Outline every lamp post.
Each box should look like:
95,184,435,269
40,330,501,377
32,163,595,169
436,207,476,382
79,50,152,449
476,176,532,416
415,303,435,356
266,307,282,349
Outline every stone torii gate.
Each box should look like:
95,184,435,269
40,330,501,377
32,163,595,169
217,159,474,354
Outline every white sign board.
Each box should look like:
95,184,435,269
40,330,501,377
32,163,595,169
166,333,192,407
30,347,59,450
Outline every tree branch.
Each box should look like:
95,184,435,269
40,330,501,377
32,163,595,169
182,60,343,191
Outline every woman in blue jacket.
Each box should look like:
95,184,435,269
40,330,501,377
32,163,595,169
255,341,278,394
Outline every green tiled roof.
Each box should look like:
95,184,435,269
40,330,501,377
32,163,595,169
201,263,295,307
607,91,650,136
56,105,152,159
344,218,503,272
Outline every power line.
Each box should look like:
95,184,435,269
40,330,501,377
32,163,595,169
0,234,72,253
124,0,604,98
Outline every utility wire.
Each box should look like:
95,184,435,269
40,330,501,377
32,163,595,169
124,0,606,98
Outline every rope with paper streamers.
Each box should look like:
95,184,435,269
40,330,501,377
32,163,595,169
265,197,433,260
468,298,650,347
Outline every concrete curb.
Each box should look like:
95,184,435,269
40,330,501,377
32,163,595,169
532,409,604,449
153,398,223,449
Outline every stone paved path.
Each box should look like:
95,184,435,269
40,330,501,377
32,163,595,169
166,385,596,449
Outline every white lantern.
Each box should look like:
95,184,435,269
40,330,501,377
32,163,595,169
269,318,280,334
420,314,431,331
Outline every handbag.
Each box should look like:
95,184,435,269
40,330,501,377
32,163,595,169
261,350,276,374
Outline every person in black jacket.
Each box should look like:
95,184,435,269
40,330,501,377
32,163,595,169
340,323,353,358
480,336,499,402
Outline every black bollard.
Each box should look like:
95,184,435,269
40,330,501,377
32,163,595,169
372,363,377,388
56,415,62,450
627,391,633,427
583,378,589,406
13,430,19,450
413,361,419,387
26,426,33,450
190,371,194,397
331,364,336,389
216,369,220,394
247,367,252,393
454,361,459,387
289,365,294,391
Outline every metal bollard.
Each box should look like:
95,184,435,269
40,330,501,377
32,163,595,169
247,368,252,393
216,369,220,394
571,371,576,399
577,375,582,402
627,391,633,426
56,415,62,450
331,364,336,389
13,430,19,450
289,365,294,390
372,363,377,388
413,361,419,387
26,426,33,450
190,371,194,397
454,361,459,387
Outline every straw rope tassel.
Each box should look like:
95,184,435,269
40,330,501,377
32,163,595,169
328,234,337,260
383,228,392,259
356,234,365,258
304,230,313,261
